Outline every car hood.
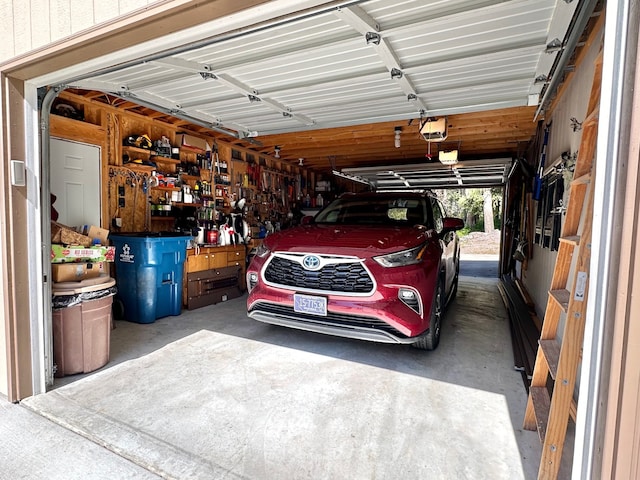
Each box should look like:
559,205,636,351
263,224,429,256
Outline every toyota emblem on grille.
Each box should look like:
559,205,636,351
302,255,322,271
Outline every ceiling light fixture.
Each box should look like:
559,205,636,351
438,140,461,166
298,158,304,166
274,146,281,158
394,127,402,148
439,149,459,166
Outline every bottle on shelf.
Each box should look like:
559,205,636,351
163,192,171,216
207,224,218,245
193,182,200,203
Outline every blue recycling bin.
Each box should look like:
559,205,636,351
110,233,190,324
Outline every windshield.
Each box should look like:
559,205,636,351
314,195,431,227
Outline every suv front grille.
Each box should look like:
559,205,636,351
264,255,374,294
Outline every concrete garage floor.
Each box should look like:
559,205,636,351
10,266,573,479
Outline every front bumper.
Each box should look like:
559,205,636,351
248,300,421,344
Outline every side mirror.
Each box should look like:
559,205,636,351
442,217,464,232
301,215,315,225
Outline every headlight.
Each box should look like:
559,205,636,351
254,243,271,258
373,244,426,267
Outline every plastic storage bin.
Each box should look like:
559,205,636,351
110,233,190,324
52,275,116,377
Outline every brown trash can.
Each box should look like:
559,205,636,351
52,275,116,377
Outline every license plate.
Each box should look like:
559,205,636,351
294,294,327,316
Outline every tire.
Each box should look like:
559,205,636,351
412,279,443,351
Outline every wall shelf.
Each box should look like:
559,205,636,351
124,163,155,172
151,156,181,165
180,174,200,181
173,202,201,208
122,145,152,156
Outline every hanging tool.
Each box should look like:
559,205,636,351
533,125,549,201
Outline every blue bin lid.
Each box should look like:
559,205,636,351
110,232,191,238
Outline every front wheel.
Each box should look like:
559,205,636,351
412,279,443,351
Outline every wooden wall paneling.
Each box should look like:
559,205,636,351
49,115,104,145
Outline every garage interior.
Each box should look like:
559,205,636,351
2,0,613,478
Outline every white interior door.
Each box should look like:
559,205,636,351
50,138,101,227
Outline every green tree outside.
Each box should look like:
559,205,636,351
435,188,502,235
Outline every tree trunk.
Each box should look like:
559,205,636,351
465,189,474,227
483,189,495,233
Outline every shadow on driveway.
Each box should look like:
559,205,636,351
460,254,499,278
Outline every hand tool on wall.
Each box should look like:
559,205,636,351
533,126,549,201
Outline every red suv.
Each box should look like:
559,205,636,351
246,191,463,350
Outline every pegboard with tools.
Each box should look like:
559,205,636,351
108,166,158,232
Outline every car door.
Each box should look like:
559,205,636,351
431,198,456,294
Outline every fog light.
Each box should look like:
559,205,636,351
399,288,421,314
247,272,259,292
399,289,416,300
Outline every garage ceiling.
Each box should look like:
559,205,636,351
63,0,600,187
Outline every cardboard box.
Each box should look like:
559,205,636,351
51,245,115,263
51,222,93,247
86,225,110,245
175,133,210,152
52,262,103,282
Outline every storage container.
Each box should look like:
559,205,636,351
109,233,190,323
52,275,116,377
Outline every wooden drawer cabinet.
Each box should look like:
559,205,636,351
227,247,244,266
186,266,242,310
186,250,226,272
186,253,209,273
183,245,247,308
